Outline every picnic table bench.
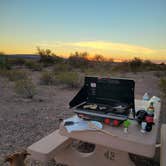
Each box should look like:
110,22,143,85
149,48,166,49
27,130,72,164
27,99,165,166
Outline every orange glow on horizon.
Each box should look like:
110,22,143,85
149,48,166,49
1,41,166,63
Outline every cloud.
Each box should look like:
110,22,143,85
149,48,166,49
72,41,155,55
37,40,166,62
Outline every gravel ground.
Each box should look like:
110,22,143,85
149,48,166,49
0,71,165,166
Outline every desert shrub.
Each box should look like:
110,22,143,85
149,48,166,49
37,47,63,65
14,79,36,98
8,58,26,66
159,77,166,97
5,70,28,81
83,64,112,75
40,71,57,85
158,63,166,71
83,67,97,75
53,63,73,73
0,69,9,77
112,61,130,73
112,58,160,73
142,60,158,71
143,60,154,67
93,54,105,62
37,47,55,64
68,52,89,69
25,60,42,71
154,71,166,78
129,57,143,72
52,55,64,64
0,53,10,69
55,71,80,88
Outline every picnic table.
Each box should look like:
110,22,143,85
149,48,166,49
28,99,161,166
55,99,161,166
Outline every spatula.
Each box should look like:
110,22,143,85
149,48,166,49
87,121,116,137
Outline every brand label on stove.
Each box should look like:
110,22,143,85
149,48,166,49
90,83,96,87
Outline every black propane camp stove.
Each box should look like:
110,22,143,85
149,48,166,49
69,77,135,126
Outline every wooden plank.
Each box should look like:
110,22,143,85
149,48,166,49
27,129,72,162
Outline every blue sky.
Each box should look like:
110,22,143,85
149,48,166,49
0,0,166,61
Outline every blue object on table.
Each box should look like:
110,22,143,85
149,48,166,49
64,116,102,133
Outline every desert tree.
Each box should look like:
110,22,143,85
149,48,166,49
68,51,89,68
94,54,105,62
37,47,63,65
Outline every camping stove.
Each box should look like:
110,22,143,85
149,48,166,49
69,77,135,126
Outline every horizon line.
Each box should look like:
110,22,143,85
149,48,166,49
3,53,166,64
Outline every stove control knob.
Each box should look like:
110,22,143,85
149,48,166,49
104,118,110,125
113,119,119,126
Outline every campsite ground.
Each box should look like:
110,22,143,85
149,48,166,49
0,69,165,166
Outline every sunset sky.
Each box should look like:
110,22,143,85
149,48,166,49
0,0,166,62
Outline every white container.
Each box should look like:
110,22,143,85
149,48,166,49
142,93,149,101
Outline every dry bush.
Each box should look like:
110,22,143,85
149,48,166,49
158,63,166,70
68,52,89,69
0,69,28,81
159,77,166,97
128,58,166,72
112,58,164,73
37,47,63,65
40,70,81,88
8,58,26,66
0,54,11,70
40,71,57,85
128,57,143,72
14,79,37,98
154,71,166,78
93,54,105,62
112,61,130,73
25,60,42,71
53,63,73,73
83,67,97,75
0,69,6,77
55,71,81,88
37,47,55,65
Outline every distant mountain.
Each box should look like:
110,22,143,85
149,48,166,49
6,54,40,60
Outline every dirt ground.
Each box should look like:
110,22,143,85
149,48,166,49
0,70,165,166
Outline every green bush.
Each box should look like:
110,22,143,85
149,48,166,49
25,60,42,71
40,71,57,85
5,70,28,81
14,79,36,98
159,77,166,97
55,71,80,88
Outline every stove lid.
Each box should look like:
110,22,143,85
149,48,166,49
69,76,135,111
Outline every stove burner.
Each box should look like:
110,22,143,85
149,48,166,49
78,103,129,115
